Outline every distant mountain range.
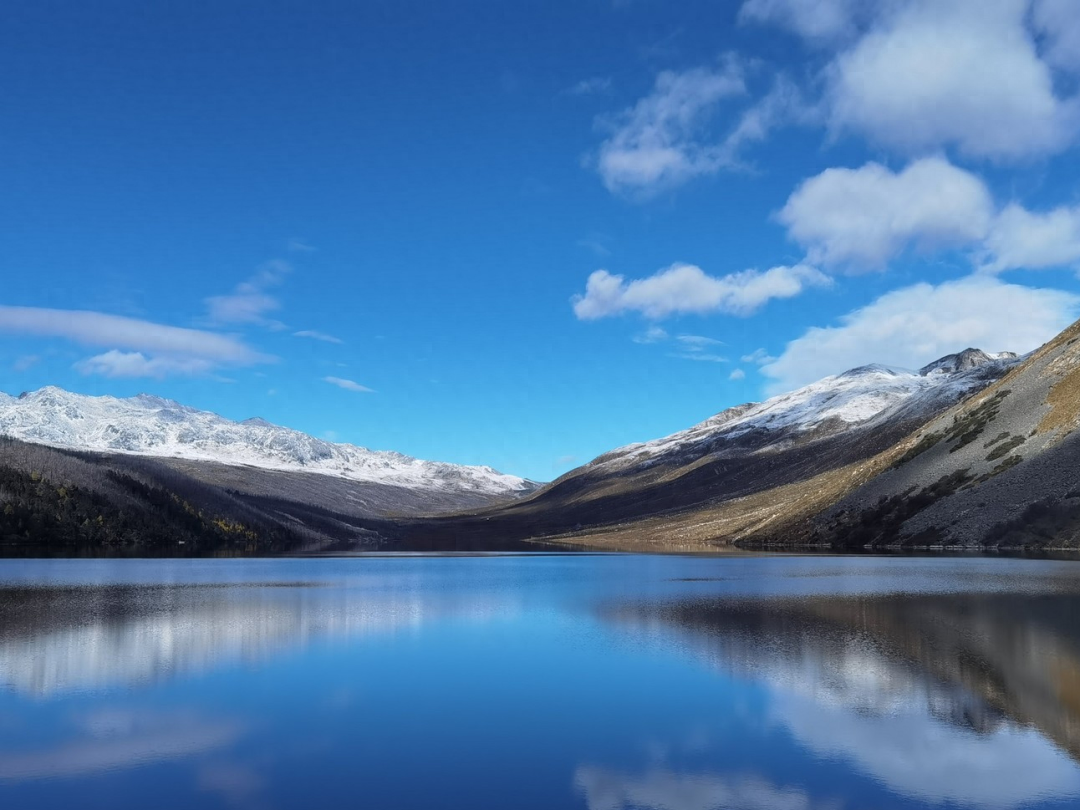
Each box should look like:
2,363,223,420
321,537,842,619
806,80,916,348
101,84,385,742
6,326,1080,553
0,386,531,496
0,388,536,554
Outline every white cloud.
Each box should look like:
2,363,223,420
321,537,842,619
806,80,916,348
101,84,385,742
762,275,1079,392
286,238,316,253
827,0,1077,159
595,61,747,194
739,0,865,44
568,77,613,96
575,766,826,810
730,368,747,380
781,156,1080,274
723,75,818,167
672,352,728,363
1033,0,1080,74
779,157,994,269
205,260,290,326
323,376,374,393
13,355,39,372
573,263,830,320
633,326,669,344
742,348,777,365
75,351,216,379
293,330,344,344
0,306,266,365
676,334,724,350
982,203,1080,273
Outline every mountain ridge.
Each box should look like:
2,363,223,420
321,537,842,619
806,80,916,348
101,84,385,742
0,385,533,497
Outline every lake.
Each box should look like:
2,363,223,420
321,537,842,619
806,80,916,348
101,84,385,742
1,553,1079,809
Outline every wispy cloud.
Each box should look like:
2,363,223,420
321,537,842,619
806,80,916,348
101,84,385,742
286,238,316,253
75,351,217,379
294,330,344,344
633,326,669,344
0,304,270,380
676,334,724,350
13,355,39,372
670,352,728,363
204,260,290,327
741,348,777,365
594,60,747,195
323,376,374,393
0,306,267,364
567,77,612,96
729,368,747,380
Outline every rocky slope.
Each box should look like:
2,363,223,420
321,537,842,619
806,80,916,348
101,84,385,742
809,321,1080,549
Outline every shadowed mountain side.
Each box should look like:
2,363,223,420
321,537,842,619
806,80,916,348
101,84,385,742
0,438,538,555
807,319,1080,550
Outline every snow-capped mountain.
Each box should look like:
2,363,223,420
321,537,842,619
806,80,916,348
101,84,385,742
0,387,532,495
588,348,1020,474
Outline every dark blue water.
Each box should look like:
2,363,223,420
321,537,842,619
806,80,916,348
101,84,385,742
1,554,1080,810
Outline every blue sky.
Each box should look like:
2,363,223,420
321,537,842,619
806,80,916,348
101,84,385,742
3,0,1080,482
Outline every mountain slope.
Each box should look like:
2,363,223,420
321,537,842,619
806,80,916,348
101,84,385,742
0,386,533,498
383,348,1021,549
808,321,1080,549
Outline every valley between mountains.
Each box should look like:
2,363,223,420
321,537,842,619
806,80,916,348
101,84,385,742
5,317,1080,555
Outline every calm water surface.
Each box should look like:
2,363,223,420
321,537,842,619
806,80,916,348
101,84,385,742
1,553,1080,809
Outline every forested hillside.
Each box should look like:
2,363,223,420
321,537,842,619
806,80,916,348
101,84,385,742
0,437,366,555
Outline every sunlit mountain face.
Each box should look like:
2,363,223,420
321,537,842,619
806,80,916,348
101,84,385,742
1,556,1079,810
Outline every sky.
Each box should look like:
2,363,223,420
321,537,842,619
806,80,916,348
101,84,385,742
2,0,1080,482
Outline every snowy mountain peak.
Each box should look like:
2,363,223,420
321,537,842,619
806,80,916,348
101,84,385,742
0,386,533,495
838,364,906,379
918,348,1020,376
588,348,1020,474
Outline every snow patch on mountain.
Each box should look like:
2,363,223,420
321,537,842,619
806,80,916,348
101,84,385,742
592,349,1020,472
0,387,532,495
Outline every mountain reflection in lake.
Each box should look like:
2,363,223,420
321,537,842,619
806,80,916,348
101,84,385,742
0,555,1079,810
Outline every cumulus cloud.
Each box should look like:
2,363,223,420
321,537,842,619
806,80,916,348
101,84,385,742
293,330,344,344
595,61,747,194
730,368,747,380
1032,0,1080,75
323,376,373,393
761,275,1079,393
982,203,1080,273
75,351,217,379
780,156,1080,273
205,260,290,326
573,263,830,320
827,0,1077,159
779,157,994,269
